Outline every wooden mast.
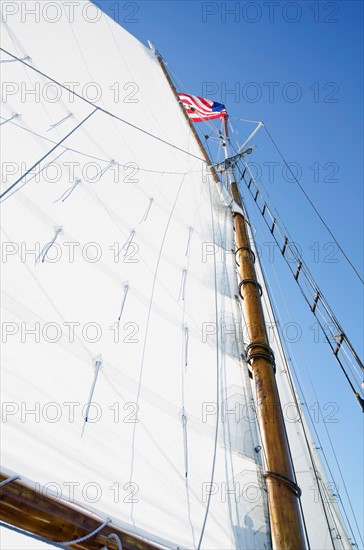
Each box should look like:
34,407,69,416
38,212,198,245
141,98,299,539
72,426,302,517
222,116,307,549
155,47,308,548
155,46,308,548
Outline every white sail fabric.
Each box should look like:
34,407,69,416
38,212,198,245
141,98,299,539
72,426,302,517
0,2,270,548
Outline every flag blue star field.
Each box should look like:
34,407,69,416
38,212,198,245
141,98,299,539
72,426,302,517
178,93,227,122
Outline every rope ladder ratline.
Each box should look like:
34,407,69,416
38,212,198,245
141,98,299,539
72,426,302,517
237,161,364,410
264,125,364,286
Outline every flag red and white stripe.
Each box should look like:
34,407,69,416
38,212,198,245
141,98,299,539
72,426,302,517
178,93,227,122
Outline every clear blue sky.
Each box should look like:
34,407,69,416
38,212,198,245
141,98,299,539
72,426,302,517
93,0,363,543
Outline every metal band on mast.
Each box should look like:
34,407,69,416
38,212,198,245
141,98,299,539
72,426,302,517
222,116,308,549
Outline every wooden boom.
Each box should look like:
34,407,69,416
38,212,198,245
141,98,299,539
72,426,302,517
0,472,161,550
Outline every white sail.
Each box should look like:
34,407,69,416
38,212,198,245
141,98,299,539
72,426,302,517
0,2,359,549
0,2,271,548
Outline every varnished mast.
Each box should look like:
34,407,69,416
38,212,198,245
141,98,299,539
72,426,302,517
222,116,307,549
154,47,308,547
155,44,308,548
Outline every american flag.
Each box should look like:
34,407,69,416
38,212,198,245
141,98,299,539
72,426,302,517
178,93,227,122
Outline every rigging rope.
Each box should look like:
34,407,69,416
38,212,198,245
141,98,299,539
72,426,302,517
2,29,359,546
167,63,225,156
127,174,186,523
89,160,116,182
183,322,189,368
0,115,198,177
245,196,349,545
118,282,129,322
117,229,136,259
59,517,112,545
36,227,63,264
82,357,103,437
197,172,221,550
178,217,199,548
235,160,364,410
0,108,98,200
179,267,188,301
255,233,340,549
180,406,189,478
47,112,74,132
0,113,19,126
0,55,30,63
0,48,206,165
227,121,361,542
102,533,123,549
257,208,362,547
1,147,68,203
53,178,81,203
228,162,312,547
241,156,362,545
139,198,154,224
185,226,193,256
264,125,364,286
0,475,20,486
